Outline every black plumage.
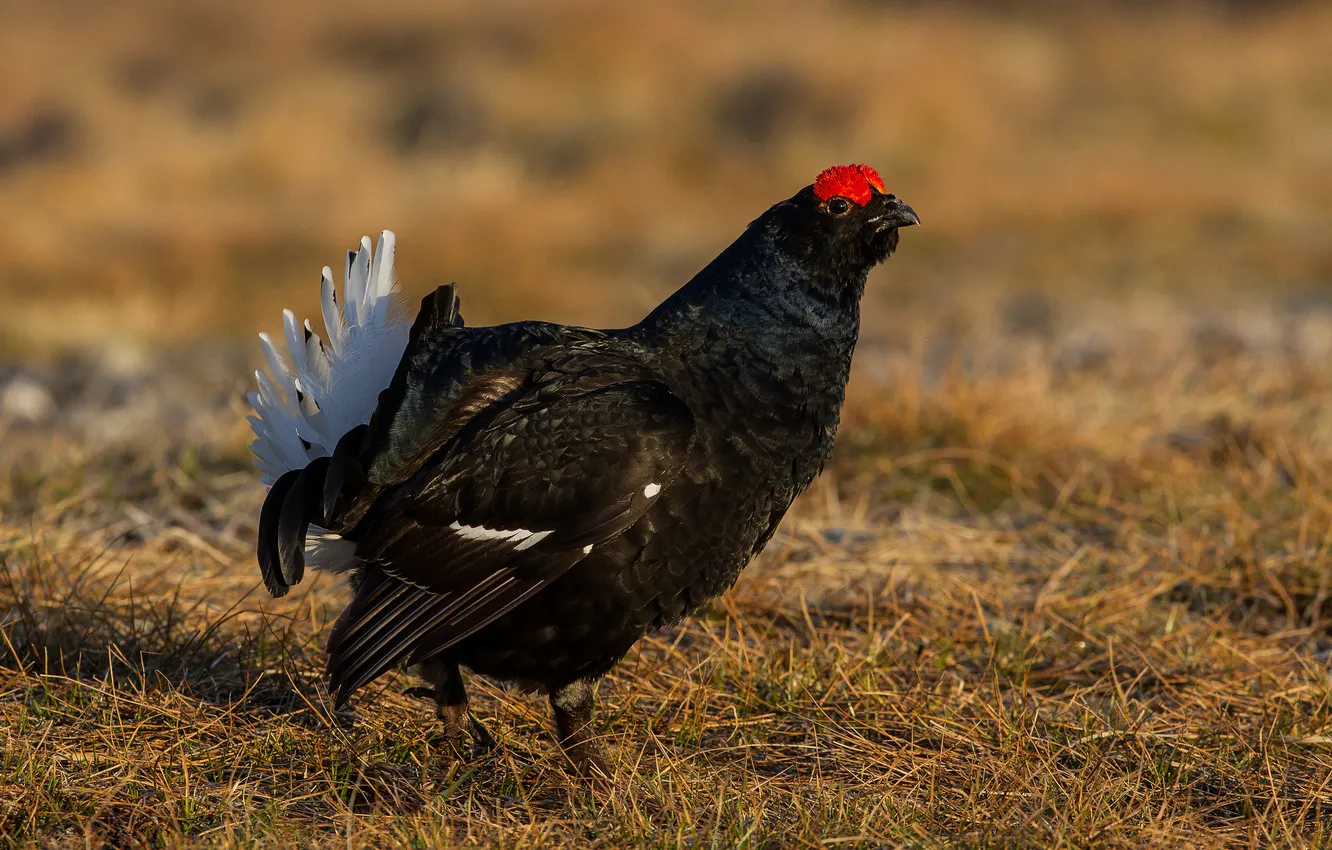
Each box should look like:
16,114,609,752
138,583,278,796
321,423,367,521
276,455,328,587
257,468,300,598
256,165,918,773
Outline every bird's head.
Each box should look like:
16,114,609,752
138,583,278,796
637,163,918,333
763,164,919,283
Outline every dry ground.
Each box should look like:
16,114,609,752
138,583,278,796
6,321,1332,847
3,1,1332,847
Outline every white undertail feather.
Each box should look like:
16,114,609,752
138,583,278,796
303,526,361,574
248,231,411,486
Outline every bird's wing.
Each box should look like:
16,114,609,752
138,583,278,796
323,375,695,706
331,285,607,526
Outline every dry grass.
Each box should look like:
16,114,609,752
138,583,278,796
4,0,1332,847
5,318,1332,846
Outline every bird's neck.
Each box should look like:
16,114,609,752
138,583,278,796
626,227,865,429
632,226,866,347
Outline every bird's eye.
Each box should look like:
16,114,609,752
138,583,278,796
826,197,851,215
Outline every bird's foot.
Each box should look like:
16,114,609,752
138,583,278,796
434,701,496,759
561,738,610,783
406,684,494,759
466,710,497,755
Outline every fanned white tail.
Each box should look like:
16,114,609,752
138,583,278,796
248,231,411,486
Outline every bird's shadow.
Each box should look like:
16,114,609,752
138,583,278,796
0,545,345,725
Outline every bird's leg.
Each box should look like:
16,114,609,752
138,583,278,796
412,658,495,756
550,678,608,779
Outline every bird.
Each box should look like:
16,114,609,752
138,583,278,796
248,164,918,776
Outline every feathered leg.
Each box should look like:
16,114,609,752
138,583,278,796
551,678,607,779
410,658,494,756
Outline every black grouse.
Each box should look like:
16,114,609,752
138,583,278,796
249,164,918,775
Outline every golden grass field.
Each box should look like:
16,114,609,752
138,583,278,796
3,0,1332,846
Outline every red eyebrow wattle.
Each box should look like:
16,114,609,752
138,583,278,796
813,164,885,206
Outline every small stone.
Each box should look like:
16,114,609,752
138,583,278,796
0,375,57,424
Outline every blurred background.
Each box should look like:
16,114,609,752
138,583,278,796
7,4,1332,838
0,0,1329,444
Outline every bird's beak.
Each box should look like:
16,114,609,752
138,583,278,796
888,201,920,228
871,198,920,231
